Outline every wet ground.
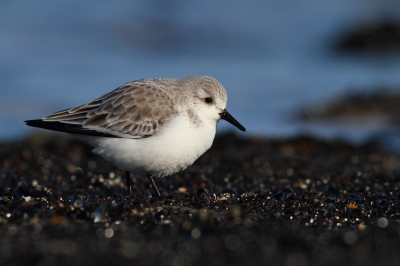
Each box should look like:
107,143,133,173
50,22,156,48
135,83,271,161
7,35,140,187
334,21,400,55
2,132,400,266
300,89,400,126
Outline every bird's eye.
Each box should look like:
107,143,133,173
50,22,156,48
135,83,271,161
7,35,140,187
205,97,213,104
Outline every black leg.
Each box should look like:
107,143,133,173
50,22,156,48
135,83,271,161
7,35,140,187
125,171,132,195
147,175,161,197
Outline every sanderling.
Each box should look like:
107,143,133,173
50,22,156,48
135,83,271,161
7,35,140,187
25,76,245,197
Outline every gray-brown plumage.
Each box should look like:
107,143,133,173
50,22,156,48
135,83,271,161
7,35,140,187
25,76,245,197
32,79,181,138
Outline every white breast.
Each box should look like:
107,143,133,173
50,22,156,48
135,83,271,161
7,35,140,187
78,114,217,177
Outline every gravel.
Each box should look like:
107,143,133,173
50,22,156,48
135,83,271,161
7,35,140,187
1,132,400,266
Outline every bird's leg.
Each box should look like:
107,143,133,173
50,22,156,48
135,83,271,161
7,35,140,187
147,175,161,197
125,171,132,195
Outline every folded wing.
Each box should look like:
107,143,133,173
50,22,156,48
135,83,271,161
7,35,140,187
25,80,178,138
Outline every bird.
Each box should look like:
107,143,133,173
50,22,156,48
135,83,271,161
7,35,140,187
25,76,246,197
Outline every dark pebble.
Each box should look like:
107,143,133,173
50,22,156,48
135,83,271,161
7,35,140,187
1,132,400,265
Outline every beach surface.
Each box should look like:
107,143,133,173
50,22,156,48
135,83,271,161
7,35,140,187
1,132,400,266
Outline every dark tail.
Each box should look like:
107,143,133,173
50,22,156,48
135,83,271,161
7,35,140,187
24,119,119,138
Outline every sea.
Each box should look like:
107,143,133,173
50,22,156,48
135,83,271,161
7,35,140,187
1,0,400,147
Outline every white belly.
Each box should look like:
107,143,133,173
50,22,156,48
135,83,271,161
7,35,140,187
78,114,216,177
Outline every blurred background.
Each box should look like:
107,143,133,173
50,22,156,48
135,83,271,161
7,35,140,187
2,0,400,146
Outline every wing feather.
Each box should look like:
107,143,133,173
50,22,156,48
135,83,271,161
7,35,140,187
27,80,179,138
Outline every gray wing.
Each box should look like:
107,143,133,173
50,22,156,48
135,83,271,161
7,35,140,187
26,81,178,138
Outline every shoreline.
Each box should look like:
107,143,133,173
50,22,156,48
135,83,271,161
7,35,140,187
1,132,400,265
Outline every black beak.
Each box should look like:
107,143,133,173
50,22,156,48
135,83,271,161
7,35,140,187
219,109,246,132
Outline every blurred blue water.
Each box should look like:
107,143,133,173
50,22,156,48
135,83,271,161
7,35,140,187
1,0,400,143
